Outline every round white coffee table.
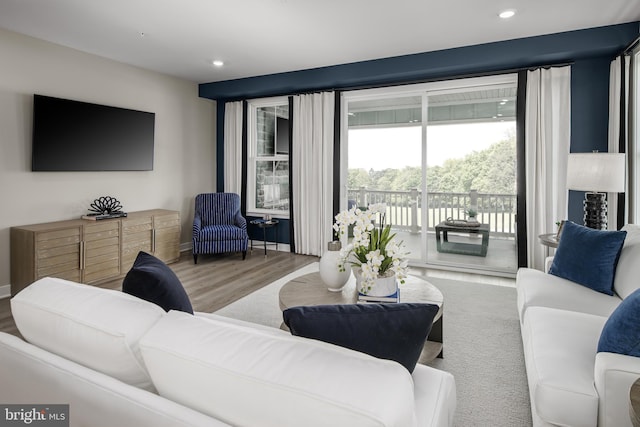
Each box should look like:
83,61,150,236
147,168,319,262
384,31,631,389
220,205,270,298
279,272,444,362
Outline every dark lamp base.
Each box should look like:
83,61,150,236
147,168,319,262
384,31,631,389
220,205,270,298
583,192,607,230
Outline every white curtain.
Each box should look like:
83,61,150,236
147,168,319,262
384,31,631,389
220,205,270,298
292,92,335,256
223,101,243,194
525,66,571,270
607,56,631,229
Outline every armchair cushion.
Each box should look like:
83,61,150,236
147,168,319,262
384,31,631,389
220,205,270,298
548,221,626,296
283,303,439,373
123,252,193,315
199,224,247,241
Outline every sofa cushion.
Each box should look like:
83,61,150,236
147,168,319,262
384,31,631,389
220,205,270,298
521,306,606,427
613,224,640,299
598,288,640,356
140,311,417,427
283,303,439,373
11,277,164,390
123,251,193,314
548,221,626,295
516,267,621,320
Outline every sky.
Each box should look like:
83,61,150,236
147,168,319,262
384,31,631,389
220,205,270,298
348,121,515,169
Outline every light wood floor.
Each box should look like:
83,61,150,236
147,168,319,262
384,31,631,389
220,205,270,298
0,249,317,338
0,248,514,339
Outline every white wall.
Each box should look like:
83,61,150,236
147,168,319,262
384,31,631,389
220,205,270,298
0,28,217,289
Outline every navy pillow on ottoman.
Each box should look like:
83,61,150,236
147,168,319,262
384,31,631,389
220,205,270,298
123,251,193,314
548,221,626,295
283,303,439,373
598,288,640,357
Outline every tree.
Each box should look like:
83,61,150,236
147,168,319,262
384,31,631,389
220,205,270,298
391,166,422,190
349,134,516,195
347,168,371,189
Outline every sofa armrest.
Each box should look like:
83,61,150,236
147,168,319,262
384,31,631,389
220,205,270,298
544,256,554,273
594,351,640,427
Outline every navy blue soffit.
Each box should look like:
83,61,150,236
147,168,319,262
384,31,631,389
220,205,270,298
199,22,639,101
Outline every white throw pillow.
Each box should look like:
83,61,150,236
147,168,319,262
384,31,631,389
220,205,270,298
11,277,165,390
614,224,640,299
140,310,417,427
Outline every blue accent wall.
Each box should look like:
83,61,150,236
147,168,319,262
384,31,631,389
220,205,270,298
216,103,225,192
202,22,639,239
200,23,638,101
568,56,616,223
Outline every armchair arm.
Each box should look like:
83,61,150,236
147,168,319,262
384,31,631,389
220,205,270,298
192,214,202,238
234,211,247,231
594,351,640,427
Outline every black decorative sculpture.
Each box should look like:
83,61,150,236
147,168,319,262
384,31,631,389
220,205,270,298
88,196,124,215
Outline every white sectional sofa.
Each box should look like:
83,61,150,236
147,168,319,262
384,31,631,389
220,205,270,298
0,277,457,427
516,224,640,427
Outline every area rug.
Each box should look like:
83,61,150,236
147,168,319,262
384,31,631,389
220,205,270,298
214,263,532,427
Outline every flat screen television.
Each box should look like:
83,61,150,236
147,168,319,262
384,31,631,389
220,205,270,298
32,95,155,171
276,116,289,155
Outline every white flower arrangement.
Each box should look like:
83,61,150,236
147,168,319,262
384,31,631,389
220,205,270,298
333,203,409,294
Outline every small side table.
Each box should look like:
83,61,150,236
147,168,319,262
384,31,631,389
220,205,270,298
538,233,559,257
250,219,279,257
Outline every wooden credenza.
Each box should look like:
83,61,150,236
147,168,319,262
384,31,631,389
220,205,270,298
10,209,181,295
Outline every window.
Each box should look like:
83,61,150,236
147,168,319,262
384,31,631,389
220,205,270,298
247,97,290,217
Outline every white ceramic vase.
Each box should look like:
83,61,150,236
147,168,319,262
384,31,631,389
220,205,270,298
354,269,398,297
319,241,351,292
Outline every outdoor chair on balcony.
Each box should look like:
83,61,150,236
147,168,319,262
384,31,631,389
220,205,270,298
192,193,248,264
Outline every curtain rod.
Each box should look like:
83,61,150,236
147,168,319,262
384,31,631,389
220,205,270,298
623,36,640,55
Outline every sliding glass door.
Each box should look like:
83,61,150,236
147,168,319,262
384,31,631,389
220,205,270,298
345,95,424,264
341,75,519,276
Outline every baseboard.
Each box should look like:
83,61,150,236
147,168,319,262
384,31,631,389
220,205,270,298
276,243,291,253
0,284,11,299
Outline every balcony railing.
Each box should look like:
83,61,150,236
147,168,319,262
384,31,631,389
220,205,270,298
347,188,517,238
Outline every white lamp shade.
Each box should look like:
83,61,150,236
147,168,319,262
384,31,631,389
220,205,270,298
566,153,625,192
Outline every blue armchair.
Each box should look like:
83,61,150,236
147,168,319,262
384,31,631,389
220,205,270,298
192,193,248,264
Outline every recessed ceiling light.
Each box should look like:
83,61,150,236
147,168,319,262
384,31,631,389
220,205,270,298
499,10,516,19
212,60,224,67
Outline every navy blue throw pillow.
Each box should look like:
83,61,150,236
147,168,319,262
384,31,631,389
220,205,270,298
122,251,193,314
283,303,439,373
598,288,640,356
548,221,626,295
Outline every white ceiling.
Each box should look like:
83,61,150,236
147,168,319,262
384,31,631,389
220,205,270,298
0,0,638,84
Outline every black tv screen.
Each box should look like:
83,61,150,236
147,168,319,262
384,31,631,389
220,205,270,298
32,95,155,171
276,116,289,155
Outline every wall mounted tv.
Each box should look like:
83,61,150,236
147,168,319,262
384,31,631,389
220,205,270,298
32,95,155,171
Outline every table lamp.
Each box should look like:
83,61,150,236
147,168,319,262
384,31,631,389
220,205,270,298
566,152,625,230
